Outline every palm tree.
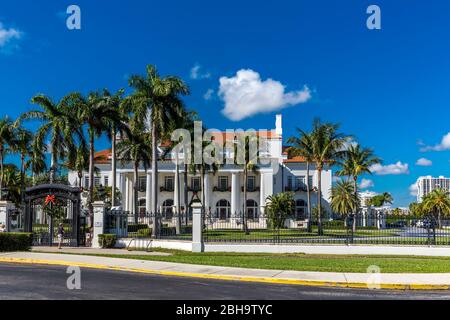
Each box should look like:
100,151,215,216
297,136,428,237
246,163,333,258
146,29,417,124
336,144,381,232
10,127,33,193
266,192,295,229
117,128,152,223
0,117,14,199
287,129,315,232
74,91,126,219
331,180,360,221
368,192,393,207
310,119,349,235
409,202,424,217
65,142,89,188
20,94,76,183
103,89,128,207
422,189,450,229
127,65,189,237
25,141,47,185
235,134,258,234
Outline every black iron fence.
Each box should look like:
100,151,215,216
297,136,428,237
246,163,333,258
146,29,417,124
104,210,192,241
203,212,450,246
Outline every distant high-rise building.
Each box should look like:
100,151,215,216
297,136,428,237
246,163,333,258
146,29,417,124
416,176,450,202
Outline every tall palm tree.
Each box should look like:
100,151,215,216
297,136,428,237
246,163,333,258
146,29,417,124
310,119,349,235
287,129,315,232
117,128,152,223
331,180,360,221
20,94,77,183
336,144,381,232
0,117,14,199
10,127,33,193
422,189,450,229
65,142,89,188
74,91,125,219
127,65,189,237
103,89,128,207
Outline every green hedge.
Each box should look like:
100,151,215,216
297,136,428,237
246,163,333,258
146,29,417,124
98,234,117,248
0,233,33,252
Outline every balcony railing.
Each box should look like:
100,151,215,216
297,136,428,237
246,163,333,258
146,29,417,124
213,186,231,192
241,186,261,192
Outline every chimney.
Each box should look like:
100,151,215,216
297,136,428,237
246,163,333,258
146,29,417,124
275,114,282,136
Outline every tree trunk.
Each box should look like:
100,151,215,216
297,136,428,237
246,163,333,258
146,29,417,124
88,132,95,226
111,129,117,207
20,154,25,201
184,163,188,225
317,167,323,236
353,177,358,233
151,121,159,237
78,172,82,188
133,161,139,224
50,149,57,184
306,162,312,233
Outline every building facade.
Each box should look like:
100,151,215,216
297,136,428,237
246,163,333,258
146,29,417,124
68,115,333,221
416,176,450,203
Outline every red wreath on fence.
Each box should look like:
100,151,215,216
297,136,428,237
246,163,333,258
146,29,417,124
44,194,56,206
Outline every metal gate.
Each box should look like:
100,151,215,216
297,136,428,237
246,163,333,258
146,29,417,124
23,184,82,247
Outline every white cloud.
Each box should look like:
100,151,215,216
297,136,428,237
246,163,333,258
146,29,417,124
218,69,311,121
190,63,211,80
0,22,22,49
369,162,410,176
203,89,214,101
420,132,450,152
416,157,432,166
359,178,374,189
409,183,418,197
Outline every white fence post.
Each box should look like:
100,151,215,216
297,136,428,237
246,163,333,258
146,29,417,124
0,201,13,232
192,202,204,253
92,201,105,248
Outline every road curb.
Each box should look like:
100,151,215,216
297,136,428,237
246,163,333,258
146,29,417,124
0,257,448,291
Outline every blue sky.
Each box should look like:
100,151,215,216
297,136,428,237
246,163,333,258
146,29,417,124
0,0,449,206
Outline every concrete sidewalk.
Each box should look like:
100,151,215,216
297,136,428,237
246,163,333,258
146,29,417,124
1,251,450,290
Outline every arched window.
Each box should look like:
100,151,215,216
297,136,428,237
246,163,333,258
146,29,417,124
295,199,307,220
246,200,258,220
216,200,231,220
162,199,174,220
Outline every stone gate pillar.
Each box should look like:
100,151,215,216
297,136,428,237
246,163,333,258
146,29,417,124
192,202,204,253
92,201,105,248
0,201,14,232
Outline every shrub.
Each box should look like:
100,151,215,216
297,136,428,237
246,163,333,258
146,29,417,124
137,228,152,238
0,233,33,252
128,224,149,233
98,234,117,248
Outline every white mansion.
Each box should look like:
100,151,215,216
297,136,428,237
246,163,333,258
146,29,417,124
68,115,332,220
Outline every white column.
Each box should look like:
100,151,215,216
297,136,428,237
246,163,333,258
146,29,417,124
231,172,240,219
204,173,211,212
259,173,266,216
0,201,13,232
146,172,152,213
174,166,180,214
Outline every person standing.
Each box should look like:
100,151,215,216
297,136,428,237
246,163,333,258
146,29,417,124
57,223,65,249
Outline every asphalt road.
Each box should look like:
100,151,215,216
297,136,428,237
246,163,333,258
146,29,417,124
1,263,450,300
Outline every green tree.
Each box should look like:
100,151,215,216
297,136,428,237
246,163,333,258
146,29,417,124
10,127,33,193
266,192,295,229
117,126,152,223
127,65,189,237
287,129,315,232
422,189,450,229
74,91,125,220
310,119,349,235
368,192,393,207
336,144,381,232
331,180,360,219
0,117,14,199
20,94,77,183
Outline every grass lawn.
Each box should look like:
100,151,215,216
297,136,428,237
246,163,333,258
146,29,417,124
56,248,450,273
